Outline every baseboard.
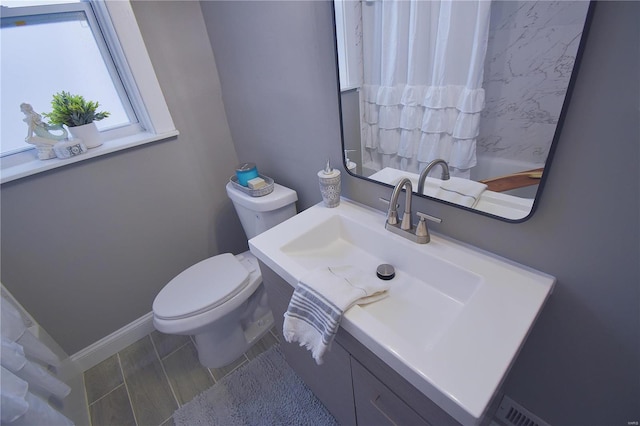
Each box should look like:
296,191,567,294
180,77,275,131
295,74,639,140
71,311,155,372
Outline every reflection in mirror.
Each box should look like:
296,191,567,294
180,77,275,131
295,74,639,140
335,0,592,221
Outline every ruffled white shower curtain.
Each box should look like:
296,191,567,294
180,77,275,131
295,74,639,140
1,295,73,426
361,0,491,177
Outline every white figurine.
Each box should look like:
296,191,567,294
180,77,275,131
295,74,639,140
20,103,68,160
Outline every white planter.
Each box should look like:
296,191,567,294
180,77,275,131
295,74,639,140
68,122,102,149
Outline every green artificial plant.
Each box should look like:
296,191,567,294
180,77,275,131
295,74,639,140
44,91,110,127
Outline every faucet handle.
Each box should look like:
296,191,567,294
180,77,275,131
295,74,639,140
416,211,442,224
379,197,400,225
415,212,441,242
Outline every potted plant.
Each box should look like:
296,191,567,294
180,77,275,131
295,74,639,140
44,91,110,148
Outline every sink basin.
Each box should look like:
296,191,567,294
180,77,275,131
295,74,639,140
249,198,554,425
281,214,481,351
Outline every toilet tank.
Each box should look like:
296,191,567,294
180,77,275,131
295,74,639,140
226,182,298,239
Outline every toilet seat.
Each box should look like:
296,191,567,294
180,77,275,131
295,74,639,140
153,253,250,320
153,251,263,336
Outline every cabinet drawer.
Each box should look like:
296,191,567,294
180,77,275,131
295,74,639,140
352,358,430,426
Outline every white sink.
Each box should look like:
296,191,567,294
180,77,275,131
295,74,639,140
280,214,480,351
249,198,554,425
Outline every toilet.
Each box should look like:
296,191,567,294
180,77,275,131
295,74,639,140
152,181,297,368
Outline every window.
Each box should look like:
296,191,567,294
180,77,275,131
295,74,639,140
334,0,361,92
0,0,178,183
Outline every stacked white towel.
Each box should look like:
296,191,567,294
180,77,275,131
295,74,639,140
283,265,390,364
436,177,487,208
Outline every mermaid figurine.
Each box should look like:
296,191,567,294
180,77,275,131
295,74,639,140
20,103,68,160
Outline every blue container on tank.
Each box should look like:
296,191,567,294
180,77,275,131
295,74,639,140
235,162,259,186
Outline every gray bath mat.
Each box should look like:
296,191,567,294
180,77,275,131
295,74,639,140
173,344,338,426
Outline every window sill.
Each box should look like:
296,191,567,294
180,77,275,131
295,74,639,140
0,130,179,184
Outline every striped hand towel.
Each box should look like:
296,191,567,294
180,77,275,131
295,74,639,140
283,265,390,364
437,177,487,208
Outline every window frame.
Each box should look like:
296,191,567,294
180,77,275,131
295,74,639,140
0,0,179,184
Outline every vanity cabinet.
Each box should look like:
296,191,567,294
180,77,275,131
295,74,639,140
259,262,461,426
351,359,429,426
262,263,356,425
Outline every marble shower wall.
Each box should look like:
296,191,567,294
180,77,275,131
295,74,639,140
478,1,590,164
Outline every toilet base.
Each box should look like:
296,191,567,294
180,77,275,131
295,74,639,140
194,309,275,368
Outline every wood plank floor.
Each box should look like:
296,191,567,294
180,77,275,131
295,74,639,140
84,329,279,426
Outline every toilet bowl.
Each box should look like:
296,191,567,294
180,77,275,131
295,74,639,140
152,182,297,368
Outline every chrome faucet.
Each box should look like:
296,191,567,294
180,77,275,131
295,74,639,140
387,178,413,230
384,178,441,244
417,159,450,194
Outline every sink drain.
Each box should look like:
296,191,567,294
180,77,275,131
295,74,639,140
376,264,395,280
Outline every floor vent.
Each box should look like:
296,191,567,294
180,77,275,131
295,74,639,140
496,395,550,426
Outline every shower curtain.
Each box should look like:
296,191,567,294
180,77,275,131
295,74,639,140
360,0,491,178
1,294,73,426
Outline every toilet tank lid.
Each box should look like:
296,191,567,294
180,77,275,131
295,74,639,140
226,182,297,212
153,253,249,320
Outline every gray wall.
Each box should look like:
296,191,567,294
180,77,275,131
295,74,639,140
0,1,247,354
201,1,343,210
202,1,638,425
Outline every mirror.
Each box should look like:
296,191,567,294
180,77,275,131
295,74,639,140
335,0,593,221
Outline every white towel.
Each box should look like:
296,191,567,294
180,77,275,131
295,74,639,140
283,266,390,364
436,177,487,208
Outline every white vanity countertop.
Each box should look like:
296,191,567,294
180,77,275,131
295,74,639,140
249,198,554,425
